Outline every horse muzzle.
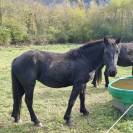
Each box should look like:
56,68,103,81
108,69,117,77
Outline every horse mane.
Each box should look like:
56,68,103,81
67,39,104,58
81,39,103,49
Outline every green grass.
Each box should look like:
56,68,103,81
0,44,133,133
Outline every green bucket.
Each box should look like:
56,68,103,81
108,76,133,115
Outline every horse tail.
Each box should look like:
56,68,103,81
11,59,23,118
11,59,17,100
97,68,102,85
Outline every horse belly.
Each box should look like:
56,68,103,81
39,69,73,88
39,76,72,88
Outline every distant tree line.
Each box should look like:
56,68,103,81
0,0,133,45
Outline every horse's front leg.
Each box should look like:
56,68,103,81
79,84,89,116
64,83,83,126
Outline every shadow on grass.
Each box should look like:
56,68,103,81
82,100,133,132
86,85,107,94
0,122,49,133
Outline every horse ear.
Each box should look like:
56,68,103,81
115,38,121,44
104,37,109,45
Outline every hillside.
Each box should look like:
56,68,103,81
39,0,110,6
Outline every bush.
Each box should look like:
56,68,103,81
0,26,11,46
10,26,28,44
1,0,133,44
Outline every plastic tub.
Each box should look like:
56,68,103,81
108,76,133,115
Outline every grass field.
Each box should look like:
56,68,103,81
0,44,133,133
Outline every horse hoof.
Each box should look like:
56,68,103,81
80,110,89,116
83,111,89,116
66,119,73,127
14,118,22,123
91,82,97,88
34,122,43,128
17,119,22,123
11,117,22,124
10,117,15,122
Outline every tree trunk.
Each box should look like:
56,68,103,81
0,0,2,25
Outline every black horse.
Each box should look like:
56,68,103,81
92,42,133,87
11,37,120,127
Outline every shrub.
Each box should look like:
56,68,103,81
1,0,133,44
10,26,28,44
0,26,11,46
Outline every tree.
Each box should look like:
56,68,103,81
0,0,3,25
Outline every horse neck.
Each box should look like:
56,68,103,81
79,43,105,69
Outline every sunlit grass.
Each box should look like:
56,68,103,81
0,44,132,133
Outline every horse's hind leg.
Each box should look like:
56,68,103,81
24,81,42,127
64,83,83,125
91,72,98,87
92,64,104,88
104,68,109,87
12,88,24,122
11,74,24,122
79,84,89,116
132,66,133,76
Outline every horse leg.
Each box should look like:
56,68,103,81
79,84,89,116
104,68,109,87
132,66,133,75
91,72,97,87
11,73,24,123
24,81,42,127
12,89,24,123
92,64,104,88
64,83,83,125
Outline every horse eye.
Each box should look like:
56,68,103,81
116,49,119,53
